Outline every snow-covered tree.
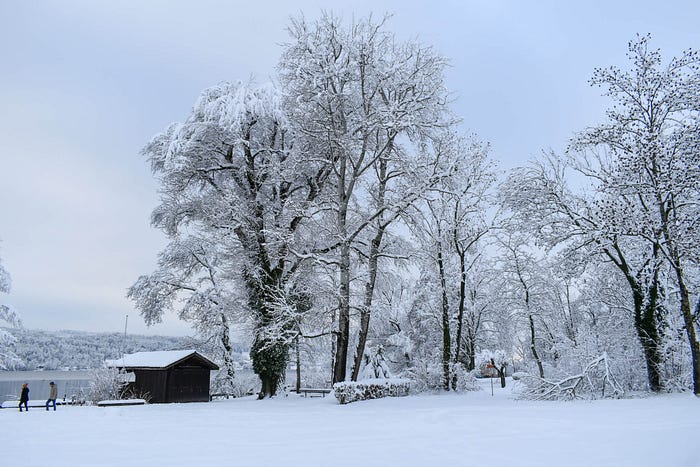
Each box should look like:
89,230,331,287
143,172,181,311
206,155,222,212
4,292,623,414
129,236,240,392
500,36,700,394
570,34,700,394
0,244,22,370
494,235,549,379
279,13,455,384
501,154,667,391
359,345,393,379
459,261,500,372
406,133,495,390
476,349,508,388
133,82,332,397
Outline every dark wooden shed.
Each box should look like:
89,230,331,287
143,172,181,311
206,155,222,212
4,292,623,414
106,350,219,403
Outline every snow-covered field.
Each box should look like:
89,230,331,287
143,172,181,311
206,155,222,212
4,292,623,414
3,380,699,467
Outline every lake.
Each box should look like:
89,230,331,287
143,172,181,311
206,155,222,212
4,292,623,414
0,370,94,403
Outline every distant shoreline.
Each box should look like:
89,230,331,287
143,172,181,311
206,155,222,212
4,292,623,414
0,369,95,381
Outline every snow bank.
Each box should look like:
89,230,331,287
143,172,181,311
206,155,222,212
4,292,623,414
2,379,699,467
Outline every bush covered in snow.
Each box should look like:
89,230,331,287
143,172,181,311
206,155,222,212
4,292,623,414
452,366,481,392
212,371,260,398
89,368,151,403
89,368,127,403
333,379,411,404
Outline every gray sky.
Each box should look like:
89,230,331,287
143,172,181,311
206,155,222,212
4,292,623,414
1,0,698,336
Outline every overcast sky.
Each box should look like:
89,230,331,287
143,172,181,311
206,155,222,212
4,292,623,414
1,0,698,337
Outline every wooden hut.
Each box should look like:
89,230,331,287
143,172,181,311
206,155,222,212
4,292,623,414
106,350,219,403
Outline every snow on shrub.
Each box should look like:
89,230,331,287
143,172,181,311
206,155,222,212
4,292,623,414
89,368,127,403
210,370,260,398
359,345,393,379
333,378,411,404
453,366,481,392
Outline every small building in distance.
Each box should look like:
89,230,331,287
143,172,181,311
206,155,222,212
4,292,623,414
105,350,219,403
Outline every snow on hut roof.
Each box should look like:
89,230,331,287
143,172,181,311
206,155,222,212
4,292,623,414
105,350,218,370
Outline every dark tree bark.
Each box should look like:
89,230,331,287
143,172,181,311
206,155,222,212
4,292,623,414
333,243,351,384
350,232,383,381
491,358,506,388
528,313,545,379
466,333,476,372
606,243,664,392
294,334,301,394
451,246,467,390
513,254,545,379
437,244,451,391
350,155,391,381
669,257,700,395
219,313,235,386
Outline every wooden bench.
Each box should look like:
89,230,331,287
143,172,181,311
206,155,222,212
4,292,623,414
292,388,332,398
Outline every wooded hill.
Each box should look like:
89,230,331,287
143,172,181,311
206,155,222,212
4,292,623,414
4,328,202,370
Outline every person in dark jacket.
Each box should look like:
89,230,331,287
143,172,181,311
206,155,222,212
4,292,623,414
46,381,58,411
19,383,29,412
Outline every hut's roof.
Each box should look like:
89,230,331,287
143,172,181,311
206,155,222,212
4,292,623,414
105,350,219,370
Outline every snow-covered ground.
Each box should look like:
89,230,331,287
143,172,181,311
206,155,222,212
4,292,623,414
3,379,698,467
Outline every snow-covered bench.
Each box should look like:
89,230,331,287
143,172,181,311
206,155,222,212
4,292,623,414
291,388,332,398
96,399,146,407
209,392,236,401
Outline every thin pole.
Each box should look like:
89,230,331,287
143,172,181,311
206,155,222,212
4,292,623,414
124,314,128,337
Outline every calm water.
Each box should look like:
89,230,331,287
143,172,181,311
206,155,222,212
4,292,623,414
0,370,93,402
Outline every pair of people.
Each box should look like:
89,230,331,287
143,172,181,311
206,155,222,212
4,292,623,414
18,382,58,412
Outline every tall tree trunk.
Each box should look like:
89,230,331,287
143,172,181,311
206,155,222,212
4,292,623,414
564,283,577,346
515,262,544,379
658,192,700,394
467,333,476,371
528,313,544,379
220,313,235,387
246,271,289,398
678,279,699,395
634,277,663,392
332,150,352,385
669,258,700,395
351,155,389,381
604,243,664,392
437,245,451,391
251,336,288,398
451,250,467,390
351,233,383,381
333,242,351,384
295,334,301,393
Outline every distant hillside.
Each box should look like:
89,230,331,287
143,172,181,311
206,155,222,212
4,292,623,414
4,328,201,370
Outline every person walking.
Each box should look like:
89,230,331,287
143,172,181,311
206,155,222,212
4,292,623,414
46,381,58,411
19,383,29,412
